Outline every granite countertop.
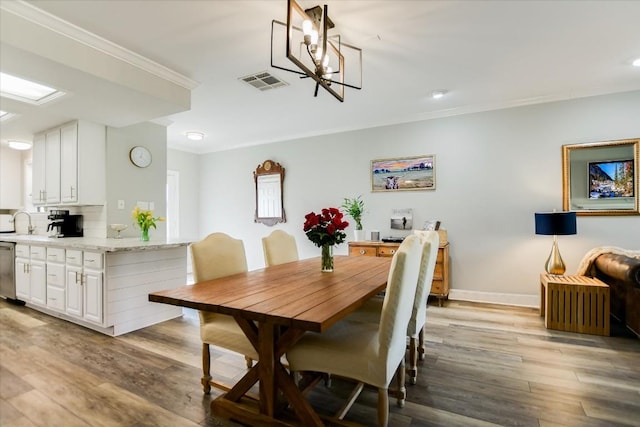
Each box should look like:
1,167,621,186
0,234,193,252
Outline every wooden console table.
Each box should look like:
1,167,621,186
540,274,610,336
349,236,450,306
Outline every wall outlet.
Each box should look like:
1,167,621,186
117,200,125,209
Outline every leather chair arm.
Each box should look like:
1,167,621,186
594,254,640,288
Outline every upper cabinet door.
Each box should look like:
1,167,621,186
45,129,61,204
60,122,78,203
32,133,46,205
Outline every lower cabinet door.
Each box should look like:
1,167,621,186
15,259,30,300
66,267,83,317
30,261,46,306
83,270,103,324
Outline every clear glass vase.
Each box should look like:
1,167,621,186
321,244,334,272
141,228,150,242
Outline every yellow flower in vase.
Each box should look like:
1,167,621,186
131,206,164,241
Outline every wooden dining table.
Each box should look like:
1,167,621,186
149,255,392,426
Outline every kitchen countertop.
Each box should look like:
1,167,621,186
0,234,193,252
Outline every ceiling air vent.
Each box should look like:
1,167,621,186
239,71,288,91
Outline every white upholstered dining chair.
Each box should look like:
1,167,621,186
346,230,439,384
286,234,423,426
190,232,258,394
262,229,299,267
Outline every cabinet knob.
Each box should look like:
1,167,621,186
390,249,395,254
359,249,365,255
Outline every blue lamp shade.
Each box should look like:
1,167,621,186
535,212,577,236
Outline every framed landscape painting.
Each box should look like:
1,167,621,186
371,155,436,192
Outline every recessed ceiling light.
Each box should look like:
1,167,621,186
431,90,447,99
186,131,205,141
8,140,32,150
633,58,640,67
0,72,65,105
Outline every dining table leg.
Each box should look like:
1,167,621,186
213,317,324,426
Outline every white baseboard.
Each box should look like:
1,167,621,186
448,289,539,308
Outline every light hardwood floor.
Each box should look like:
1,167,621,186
1,298,639,426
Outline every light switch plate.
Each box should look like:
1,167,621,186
117,200,125,209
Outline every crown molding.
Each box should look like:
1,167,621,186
1,0,199,90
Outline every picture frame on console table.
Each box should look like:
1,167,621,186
371,154,436,192
562,138,639,216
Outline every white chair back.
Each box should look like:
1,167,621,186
262,230,299,267
408,230,440,337
377,234,423,365
191,232,247,282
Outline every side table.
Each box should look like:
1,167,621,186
540,274,610,336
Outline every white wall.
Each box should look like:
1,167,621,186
173,91,640,307
106,122,167,238
167,149,200,241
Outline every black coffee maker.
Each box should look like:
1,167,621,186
47,210,83,238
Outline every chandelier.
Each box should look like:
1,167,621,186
271,0,362,102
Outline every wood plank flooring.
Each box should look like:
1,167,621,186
1,298,638,426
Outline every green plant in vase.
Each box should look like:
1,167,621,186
131,206,164,241
341,196,366,241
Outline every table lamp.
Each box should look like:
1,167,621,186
534,211,577,275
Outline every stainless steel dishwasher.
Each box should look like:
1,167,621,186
0,241,17,300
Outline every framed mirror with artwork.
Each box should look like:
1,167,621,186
562,138,639,216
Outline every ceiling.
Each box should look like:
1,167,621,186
1,0,639,154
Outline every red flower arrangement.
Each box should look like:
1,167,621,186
303,207,349,247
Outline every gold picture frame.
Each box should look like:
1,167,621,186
562,138,639,216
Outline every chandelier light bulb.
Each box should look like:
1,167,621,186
323,66,333,81
302,19,313,35
310,29,319,46
323,54,330,68
302,20,313,45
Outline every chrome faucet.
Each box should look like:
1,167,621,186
10,211,35,235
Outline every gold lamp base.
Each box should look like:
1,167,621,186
544,235,566,275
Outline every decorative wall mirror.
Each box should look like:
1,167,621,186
562,138,639,216
254,160,286,226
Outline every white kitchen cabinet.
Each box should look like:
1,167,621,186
15,244,46,305
32,120,106,207
15,257,29,299
45,129,61,204
32,133,46,205
46,247,66,311
65,249,103,324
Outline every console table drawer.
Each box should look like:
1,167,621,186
349,246,377,257
378,246,399,257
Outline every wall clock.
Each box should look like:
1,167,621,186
129,146,152,168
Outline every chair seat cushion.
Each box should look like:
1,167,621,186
286,320,391,388
200,312,258,359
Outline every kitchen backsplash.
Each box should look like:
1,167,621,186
12,206,107,238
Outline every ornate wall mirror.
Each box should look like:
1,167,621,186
562,138,639,216
254,160,286,226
